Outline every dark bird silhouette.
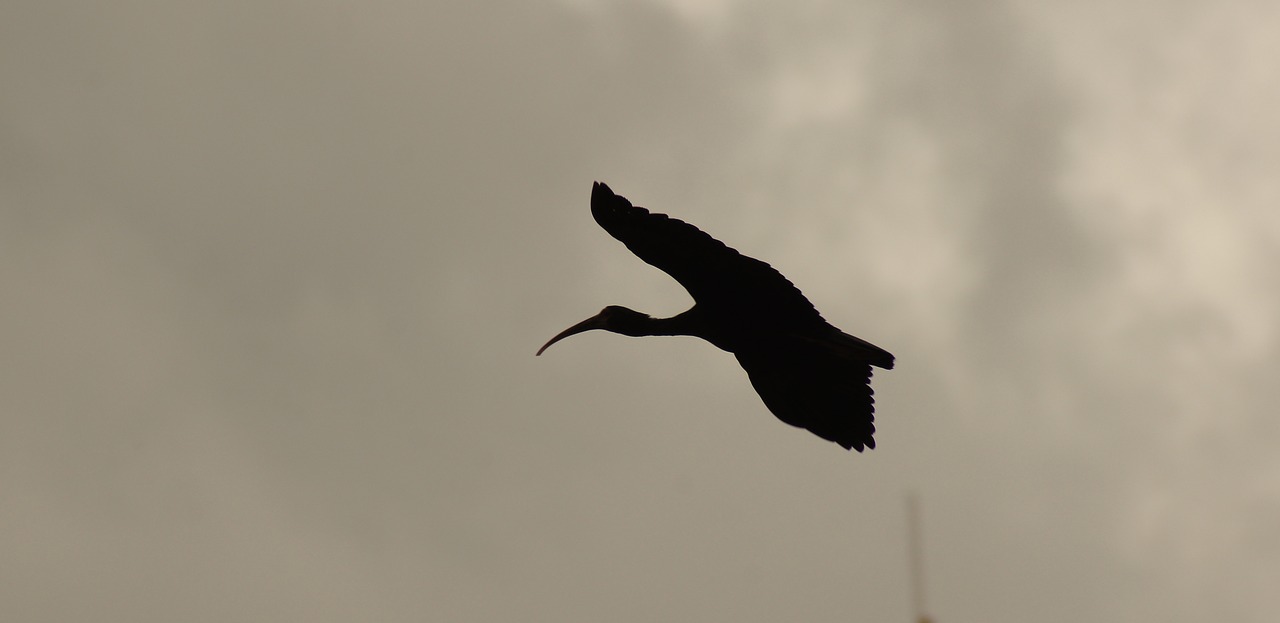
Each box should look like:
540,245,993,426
537,182,895,451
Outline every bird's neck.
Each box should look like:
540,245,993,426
636,308,731,351
620,308,699,337
641,314,695,337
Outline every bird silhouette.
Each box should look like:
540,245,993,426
538,182,894,451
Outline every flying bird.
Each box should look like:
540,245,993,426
537,182,895,451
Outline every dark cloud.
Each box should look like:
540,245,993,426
2,1,1276,621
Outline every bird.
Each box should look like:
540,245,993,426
537,182,895,451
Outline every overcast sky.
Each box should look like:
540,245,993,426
3,1,1278,621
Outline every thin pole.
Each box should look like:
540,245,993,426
907,493,933,623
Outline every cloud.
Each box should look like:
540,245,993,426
3,0,1277,621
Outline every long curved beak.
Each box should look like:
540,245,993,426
536,313,608,356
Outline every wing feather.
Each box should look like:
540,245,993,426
591,182,824,328
736,345,879,451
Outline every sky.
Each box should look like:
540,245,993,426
2,1,1278,621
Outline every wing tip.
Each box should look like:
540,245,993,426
591,181,623,212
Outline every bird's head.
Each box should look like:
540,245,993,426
536,305,652,356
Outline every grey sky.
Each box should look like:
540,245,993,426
3,1,1277,621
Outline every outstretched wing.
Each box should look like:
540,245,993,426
590,182,825,328
736,343,879,451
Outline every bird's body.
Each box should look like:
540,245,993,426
538,182,894,451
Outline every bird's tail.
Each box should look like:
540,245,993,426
812,329,895,370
